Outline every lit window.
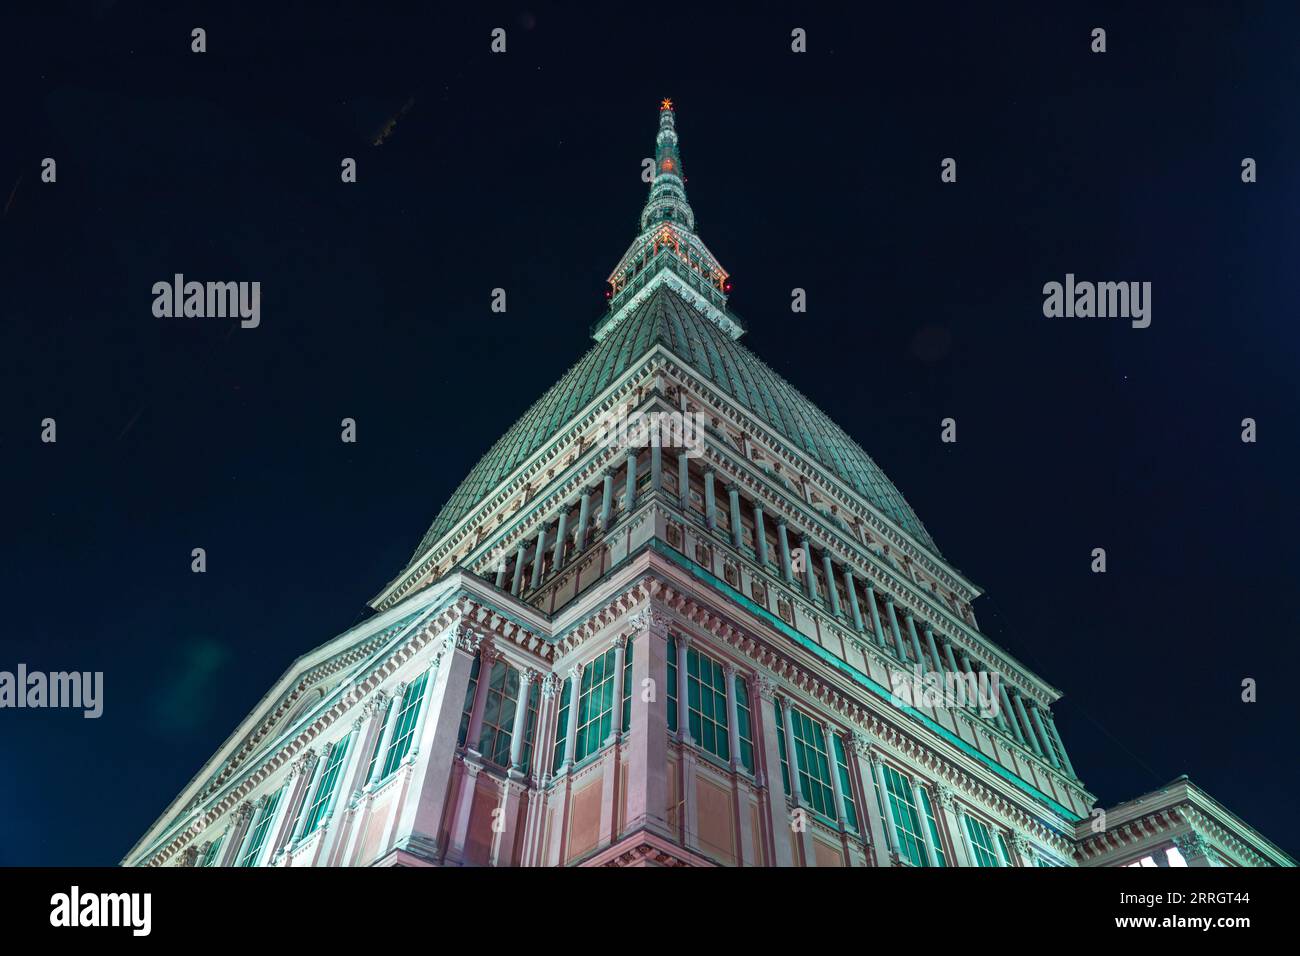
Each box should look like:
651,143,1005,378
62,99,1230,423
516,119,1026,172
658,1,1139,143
551,676,572,773
574,647,617,762
789,708,835,819
963,814,1000,867
302,731,353,838
382,669,429,777
477,661,520,767
918,786,947,866
237,785,284,867
686,647,729,762
883,764,929,867
735,675,754,773
831,733,858,830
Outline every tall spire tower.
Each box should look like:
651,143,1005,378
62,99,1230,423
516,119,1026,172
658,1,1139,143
595,99,742,341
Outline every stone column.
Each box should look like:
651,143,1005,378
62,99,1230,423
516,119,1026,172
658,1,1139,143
1029,703,1060,770
884,596,907,660
386,631,478,863
562,664,582,768
272,749,319,863
942,639,961,677
924,626,944,674
865,582,887,648
677,451,690,510
871,752,901,863
624,449,638,513
606,637,627,746
800,537,817,601
704,469,717,530
676,632,693,744
844,568,864,631
780,696,807,805
993,827,1011,866
625,614,670,838
494,557,506,589
777,521,794,583
753,502,769,567
727,483,743,550
824,723,847,831
905,614,926,671
529,525,547,590
1012,691,1045,757
463,648,497,759
853,735,891,867
574,489,591,555
822,554,842,616
1045,714,1077,777
757,678,795,866
510,542,526,596
999,685,1027,746
724,663,742,769
914,781,940,867
508,668,537,777
552,508,569,570
599,471,614,532
222,801,258,867
233,796,268,865
650,440,662,493
937,785,973,867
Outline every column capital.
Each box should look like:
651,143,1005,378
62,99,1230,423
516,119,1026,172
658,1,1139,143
360,690,388,721
567,663,583,682
851,731,871,758
541,672,563,698
613,634,629,651
936,784,959,813
722,661,737,679
756,675,777,702
292,747,319,779
235,800,256,824
883,593,895,605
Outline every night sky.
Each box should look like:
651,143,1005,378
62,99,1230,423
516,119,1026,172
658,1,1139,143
3,3,1297,866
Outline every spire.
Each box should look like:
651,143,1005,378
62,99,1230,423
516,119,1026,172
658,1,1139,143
640,98,695,233
594,99,742,342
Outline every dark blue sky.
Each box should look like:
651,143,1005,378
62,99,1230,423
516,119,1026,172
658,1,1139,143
3,2,1297,865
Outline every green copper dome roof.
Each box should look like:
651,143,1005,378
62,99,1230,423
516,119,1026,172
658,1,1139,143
409,285,938,560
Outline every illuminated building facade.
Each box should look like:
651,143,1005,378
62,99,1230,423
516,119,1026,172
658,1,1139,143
124,102,1292,869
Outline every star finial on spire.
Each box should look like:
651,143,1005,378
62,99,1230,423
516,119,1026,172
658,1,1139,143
660,97,673,111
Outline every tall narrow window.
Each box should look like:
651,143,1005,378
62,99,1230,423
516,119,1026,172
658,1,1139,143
774,700,790,797
735,675,754,773
789,708,835,819
918,786,947,866
551,676,572,774
237,785,284,867
666,635,678,734
621,641,634,733
686,647,729,762
520,679,540,771
882,764,928,867
964,814,1000,867
457,654,482,747
831,733,858,830
574,648,617,762
382,669,429,777
477,661,519,767
303,731,353,837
